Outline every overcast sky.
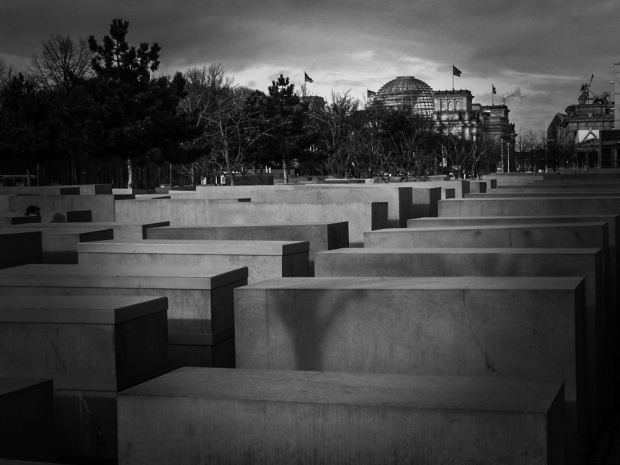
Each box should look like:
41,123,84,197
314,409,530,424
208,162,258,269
2,0,619,137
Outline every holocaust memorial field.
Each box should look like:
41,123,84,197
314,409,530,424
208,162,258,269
2,173,620,464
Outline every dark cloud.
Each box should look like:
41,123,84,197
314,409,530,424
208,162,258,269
1,0,619,132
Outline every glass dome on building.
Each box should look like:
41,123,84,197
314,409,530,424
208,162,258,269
374,76,435,116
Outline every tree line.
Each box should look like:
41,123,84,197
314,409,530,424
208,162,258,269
1,19,551,188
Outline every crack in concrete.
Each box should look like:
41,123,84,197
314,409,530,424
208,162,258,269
462,291,498,375
43,325,69,373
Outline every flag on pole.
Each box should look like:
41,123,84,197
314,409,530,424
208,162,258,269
367,90,376,98
492,84,497,94
452,65,462,77
304,72,314,83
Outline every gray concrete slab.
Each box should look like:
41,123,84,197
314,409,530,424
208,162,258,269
0,378,54,462
0,264,248,369
234,276,586,463
10,221,170,240
118,367,565,465
278,184,442,218
314,246,604,436
465,191,620,198
0,294,169,390
114,198,387,246
4,227,113,264
77,240,309,283
7,194,126,222
146,222,349,276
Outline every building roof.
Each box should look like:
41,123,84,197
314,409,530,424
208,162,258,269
374,76,435,116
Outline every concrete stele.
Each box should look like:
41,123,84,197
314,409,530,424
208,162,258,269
118,367,566,465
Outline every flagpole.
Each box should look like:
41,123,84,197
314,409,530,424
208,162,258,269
492,84,494,106
452,65,454,91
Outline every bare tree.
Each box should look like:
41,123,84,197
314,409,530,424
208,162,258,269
309,90,360,177
29,35,94,94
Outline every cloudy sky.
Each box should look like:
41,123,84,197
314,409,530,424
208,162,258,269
2,0,619,136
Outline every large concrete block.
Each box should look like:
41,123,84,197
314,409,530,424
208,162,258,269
7,194,124,222
283,183,441,218
234,276,586,463
0,231,42,269
146,222,349,275
0,295,169,461
118,367,566,465
249,186,413,227
465,191,620,198
0,295,169,390
0,378,54,462
78,240,309,283
11,221,170,240
0,264,248,369
314,246,604,437
208,201,387,245
114,198,386,246
438,196,620,219
4,227,113,264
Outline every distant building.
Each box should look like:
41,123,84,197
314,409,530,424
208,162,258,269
547,70,615,169
372,76,516,171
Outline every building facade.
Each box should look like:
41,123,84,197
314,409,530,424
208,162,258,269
372,76,516,171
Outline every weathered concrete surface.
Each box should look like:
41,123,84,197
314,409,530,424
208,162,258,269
234,276,586,463
0,231,42,269
4,227,114,264
0,378,54,462
77,239,310,283
10,221,170,240
0,264,247,369
7,194,128,222
279,184,441,218
0,295,169,461
0,295,169,390
146,222,349,276
481,173,544,186
438,196,620,219
314,246,604,436
244,186,414,228
465,191,620,198
118,367,566,465
114,198,386,246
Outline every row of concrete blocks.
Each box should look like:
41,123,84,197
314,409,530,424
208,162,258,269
0,276,572,465
2,183,612,462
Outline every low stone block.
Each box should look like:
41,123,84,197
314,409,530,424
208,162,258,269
146,222,349,275
0,295,169,461
0,378,54,462
78,240,310,283
4,228,114,264
114,198,387,246
12,221,170,240
0,231,42,269
8,194,121,222
118,367,565,465
314,246,604,438
0,295,169,390
0,264,248,369
234,276,586,463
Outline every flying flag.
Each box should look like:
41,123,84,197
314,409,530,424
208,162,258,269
367,90,376,98
452,65,462,77
304,72,314,83
492,85,497,94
